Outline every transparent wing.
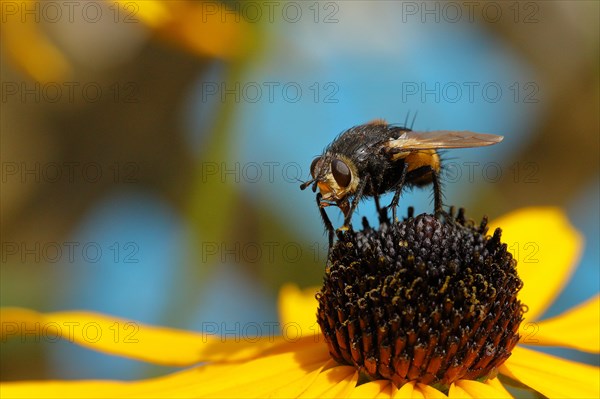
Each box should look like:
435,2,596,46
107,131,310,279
386,130,503,150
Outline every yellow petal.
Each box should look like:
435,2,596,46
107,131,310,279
196,340,331,398
447,384,470,399
394,381,423,399
376,383,395,399
450,380,512,399
393,381,424,399
416,383,449,399
499,345,600,398
299,366,358,398
267,366,325,398
0,367,211,399
1,359,331,399
1,307,41,335
278,284,322,338
488,207,583,321
484,378,514,398
521,295,599,353
1,307,290,366
350,380,392,398
1,380,131,399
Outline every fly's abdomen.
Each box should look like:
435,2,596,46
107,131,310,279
404,150,440,187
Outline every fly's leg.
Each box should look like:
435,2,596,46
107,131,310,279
341,175,369,230
389,163,408,222
374,194,387,222
432,170,444,217
374,194,382,215
316,193,335,249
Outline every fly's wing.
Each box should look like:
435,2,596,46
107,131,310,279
386,130,503,152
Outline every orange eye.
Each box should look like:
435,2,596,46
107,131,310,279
310,157,321,178
331,159,351,188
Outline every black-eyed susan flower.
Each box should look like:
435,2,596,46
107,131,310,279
317,208,524,390
1,207,599,398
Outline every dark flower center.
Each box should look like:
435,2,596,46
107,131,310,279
316,208,524,390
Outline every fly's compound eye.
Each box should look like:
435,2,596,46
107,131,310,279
310,157,321,178
331,159,351,188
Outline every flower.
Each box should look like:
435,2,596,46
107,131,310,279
116,0,256,60
317,209,525,389
0,0,254,82
1,207,599,398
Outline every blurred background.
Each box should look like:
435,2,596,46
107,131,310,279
1,0,598,383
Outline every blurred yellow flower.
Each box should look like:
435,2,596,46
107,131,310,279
0,0,254,82
1,208,599,398
1,0,70,82
115,0,256,59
